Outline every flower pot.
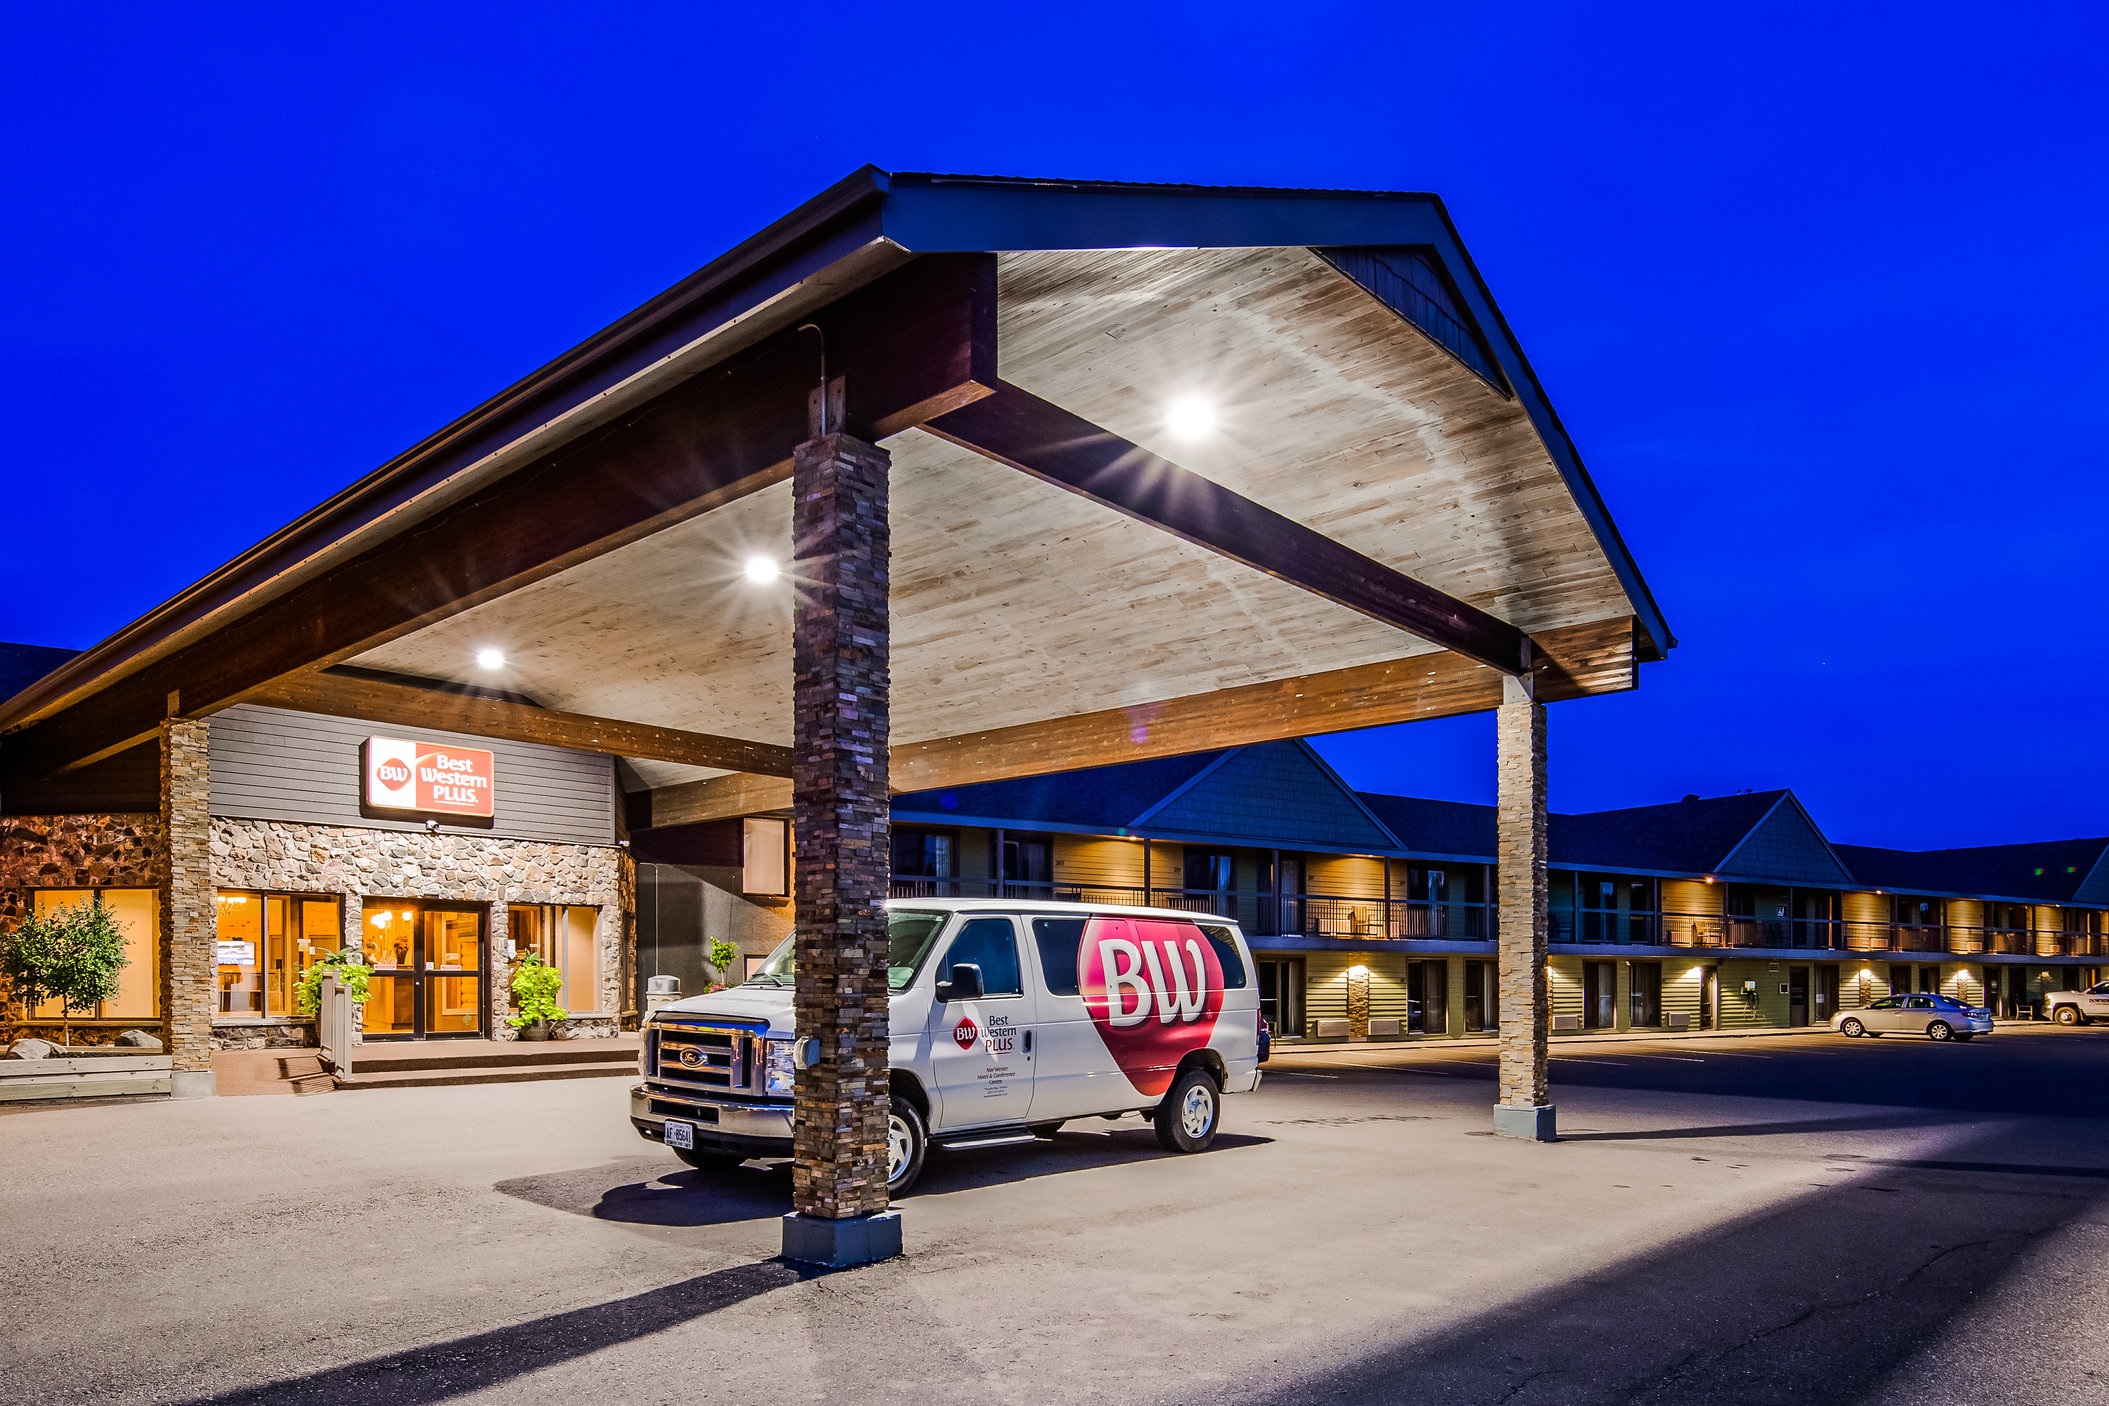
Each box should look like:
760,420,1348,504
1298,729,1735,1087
520,1021,552,1042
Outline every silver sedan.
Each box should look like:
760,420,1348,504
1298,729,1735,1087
1836,993,1993,1042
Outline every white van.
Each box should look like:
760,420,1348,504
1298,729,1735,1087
630,899,1265,1193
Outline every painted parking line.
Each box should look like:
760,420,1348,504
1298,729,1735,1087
1621,1053,1707,1063
1269,1071,1341,1079
1550,1056,1632,1066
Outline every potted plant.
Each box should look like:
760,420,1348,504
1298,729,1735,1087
294,947,373,1021
0,899,129,1051
508,952,567,1040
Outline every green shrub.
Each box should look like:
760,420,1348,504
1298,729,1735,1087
0,899,129,1047
295,947,373,1016
508,952,568,1028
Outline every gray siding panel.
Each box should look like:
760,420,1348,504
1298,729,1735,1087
1142,743,1395,850
1717,800,1853,888
208,705,615,845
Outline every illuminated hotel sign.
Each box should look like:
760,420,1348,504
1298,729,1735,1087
362,737,496,818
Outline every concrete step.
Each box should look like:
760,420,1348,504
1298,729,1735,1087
349,1040,639,1074
278,1053,336,1096
336,1060,637,1091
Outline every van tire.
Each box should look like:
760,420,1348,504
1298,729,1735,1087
1154,1066,1221,1153
887,1095,928,1196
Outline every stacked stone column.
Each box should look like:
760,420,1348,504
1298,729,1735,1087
785,431,899,1264
160,718,216,1097
1494,675,1553,1139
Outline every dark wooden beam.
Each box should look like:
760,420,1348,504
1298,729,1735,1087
634,617,1635,823
247,671,793,776
4,254,996,781
924,381,1532,675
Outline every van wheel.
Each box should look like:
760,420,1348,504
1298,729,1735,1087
887,1095,928,1196
1154,1067,1221,1153
2054,1005,2082,1026
674,1148,746,1173
1839,1018,1865,1038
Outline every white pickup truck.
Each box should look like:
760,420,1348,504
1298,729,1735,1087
2046,981,2109,1025
630,899,1265,1193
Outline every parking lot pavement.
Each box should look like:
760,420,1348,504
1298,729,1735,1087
4,1027,2108,1406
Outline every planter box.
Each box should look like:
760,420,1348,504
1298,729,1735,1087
0,1053,173,1102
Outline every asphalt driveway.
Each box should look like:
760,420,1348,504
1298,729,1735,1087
4,1026,2107,1405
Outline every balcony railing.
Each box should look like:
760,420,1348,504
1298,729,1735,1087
886,879,2109,958
886,878,1489,941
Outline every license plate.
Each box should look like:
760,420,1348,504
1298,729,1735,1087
663,1120,694,1150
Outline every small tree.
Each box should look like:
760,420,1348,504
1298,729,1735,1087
0,900,130,1049
508,951,568,1029
707,938,740,988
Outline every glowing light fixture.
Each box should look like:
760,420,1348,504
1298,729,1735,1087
1165,394,1216,440
743,554,781,584
475,647,506,671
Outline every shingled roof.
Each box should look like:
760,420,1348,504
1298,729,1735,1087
1835,838,2109,904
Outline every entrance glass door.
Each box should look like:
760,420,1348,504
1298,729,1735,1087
361,902,486,1039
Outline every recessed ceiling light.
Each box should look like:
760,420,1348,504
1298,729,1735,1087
1165,394,1215,440
743,555,781,584
475,648,506,671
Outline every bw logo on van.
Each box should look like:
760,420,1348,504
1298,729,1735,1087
951,1016,979,1050
1080,916,1225,1097
362,736,497,818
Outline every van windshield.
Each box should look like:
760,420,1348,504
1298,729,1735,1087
746,910,950,992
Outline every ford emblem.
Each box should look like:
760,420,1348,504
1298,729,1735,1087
678,1047,704,1068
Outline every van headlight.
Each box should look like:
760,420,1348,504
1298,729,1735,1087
764,1038,796,1095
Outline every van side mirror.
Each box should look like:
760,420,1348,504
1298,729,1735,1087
935,963,984,1002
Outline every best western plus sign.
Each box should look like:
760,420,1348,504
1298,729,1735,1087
362,736,497,818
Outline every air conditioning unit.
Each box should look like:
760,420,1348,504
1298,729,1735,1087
1311,1017,1352,1041
1367,1017,1403,1039
1551,1014,1581,1033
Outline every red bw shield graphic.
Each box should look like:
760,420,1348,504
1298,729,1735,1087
376,758,412,792
1079,916,1223,1097
951,1016,979,1051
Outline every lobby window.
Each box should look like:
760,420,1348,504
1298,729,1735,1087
214,892,342,1020
999,834,1054,893
28,889,159,1022
509,905,602,1014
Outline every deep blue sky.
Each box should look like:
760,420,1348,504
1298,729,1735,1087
3,4,2103,848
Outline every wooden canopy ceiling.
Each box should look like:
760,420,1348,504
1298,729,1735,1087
0,171,1671,817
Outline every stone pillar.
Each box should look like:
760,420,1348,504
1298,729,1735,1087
1346,960,1370,1039
160,719,216,1097
1614,959,1633,1033
1494,675,1553,1140
782,431,900,1268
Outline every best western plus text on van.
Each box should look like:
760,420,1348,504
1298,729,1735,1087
630,900,1266,1191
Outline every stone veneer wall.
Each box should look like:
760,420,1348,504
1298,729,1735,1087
0,813,164,1046
210,818,633,1048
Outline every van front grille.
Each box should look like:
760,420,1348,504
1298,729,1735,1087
649,1023,757,1095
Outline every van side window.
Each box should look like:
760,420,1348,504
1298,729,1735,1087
943,918,1023,997
1030,917,1086,996
1197,925,1250,989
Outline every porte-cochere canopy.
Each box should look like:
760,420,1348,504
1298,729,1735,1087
0,170,1670,807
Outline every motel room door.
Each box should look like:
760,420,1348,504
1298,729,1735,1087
364,903,488,1039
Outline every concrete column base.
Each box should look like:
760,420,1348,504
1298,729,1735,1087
170,1071,217,1100
782,1210,902,1268
1493,1103,1556,1141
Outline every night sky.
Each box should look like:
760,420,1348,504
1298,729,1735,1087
3,4,2102,848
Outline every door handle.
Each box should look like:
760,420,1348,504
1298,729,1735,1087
1023,1030,1033,1053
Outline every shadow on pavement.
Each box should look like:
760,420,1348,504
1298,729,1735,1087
499,1128,1272,1227
1241,1121,2109,1406
176,1259,806,1405
1559,1110,1949,1142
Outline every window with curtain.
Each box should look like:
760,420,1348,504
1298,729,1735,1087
508,904,603,1014
29,889,160,1022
